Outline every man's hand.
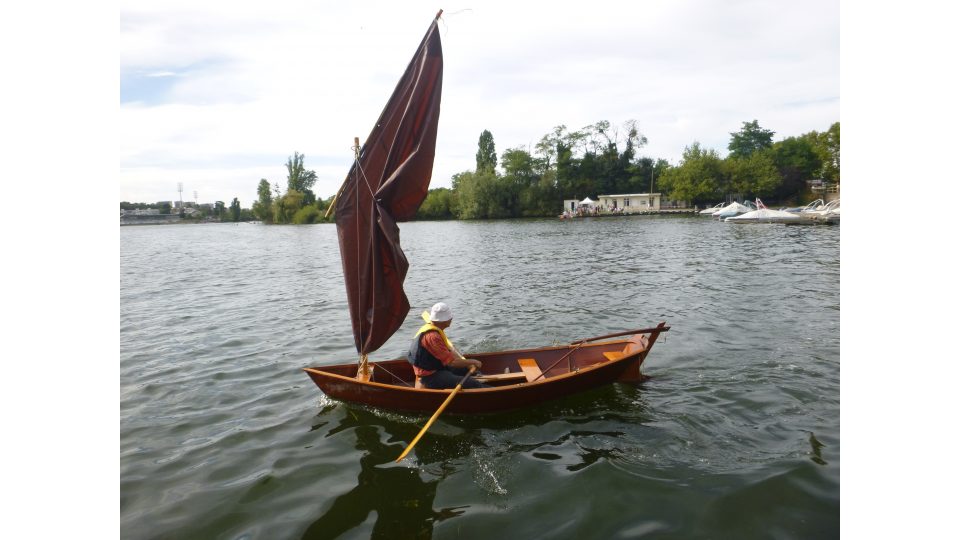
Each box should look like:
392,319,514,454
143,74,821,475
463,357,482,370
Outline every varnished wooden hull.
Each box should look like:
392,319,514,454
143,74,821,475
304,323,668,414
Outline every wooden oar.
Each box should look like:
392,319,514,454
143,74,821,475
395,366,476,462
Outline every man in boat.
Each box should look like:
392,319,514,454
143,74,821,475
407,302,488,389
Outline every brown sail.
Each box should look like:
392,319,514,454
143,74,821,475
335,13,443,356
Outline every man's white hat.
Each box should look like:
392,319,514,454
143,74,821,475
429,302,453,322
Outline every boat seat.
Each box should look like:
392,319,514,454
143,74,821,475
518,358,543,382
603,351,624,361
474,371,527,383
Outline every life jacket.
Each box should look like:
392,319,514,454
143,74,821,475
406,312,455,374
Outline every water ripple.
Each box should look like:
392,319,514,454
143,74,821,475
121,218,839,538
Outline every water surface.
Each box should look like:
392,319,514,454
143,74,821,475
120,216,840,538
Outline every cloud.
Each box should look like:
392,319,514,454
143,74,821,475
120,0,840,204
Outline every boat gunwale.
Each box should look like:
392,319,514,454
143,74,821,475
303,336,646,394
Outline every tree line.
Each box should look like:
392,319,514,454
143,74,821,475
123,119,839,224
120,198,250,222
416,119,839,220
120,151,335,225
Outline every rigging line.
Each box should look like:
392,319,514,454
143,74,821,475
439,7,472,35
352,146,372,358
353,155,364,356
373,362,414,387
355,152,377,200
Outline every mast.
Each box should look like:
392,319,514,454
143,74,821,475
332,13,444,377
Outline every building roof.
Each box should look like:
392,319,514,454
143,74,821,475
597,193,662,198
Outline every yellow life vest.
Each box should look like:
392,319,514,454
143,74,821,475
415,310,455,350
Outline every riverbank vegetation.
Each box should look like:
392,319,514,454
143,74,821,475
122,120,838,223
416,119,839,220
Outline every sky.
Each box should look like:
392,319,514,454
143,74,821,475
119,0,840,206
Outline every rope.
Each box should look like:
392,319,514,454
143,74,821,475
354,149,363,356
373,362,414,387
354,146,376,200
437,8,472,35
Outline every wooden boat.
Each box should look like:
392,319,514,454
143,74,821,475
304,11,669,416
305,325,669,414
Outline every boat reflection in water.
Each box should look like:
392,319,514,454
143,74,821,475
301,408,469,539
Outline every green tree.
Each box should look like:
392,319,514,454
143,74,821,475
229,198,241,222
452,169,510,219
802,122,840,183
286,152,318,193
501,147,537,187
652,158,670,193
253,178,273,223
771,137,822,200
273,190,304,224
724,150,782,199
728,120,775,158
315,196,335,220
501,147,541,217
292,205,321,224
158,202,172,214
476,130,497,173
524,169,561,217
416,188,457,220
214,201,226,221
657,142,726,204
824,122,840,182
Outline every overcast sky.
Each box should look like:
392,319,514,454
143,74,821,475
119,0,840,205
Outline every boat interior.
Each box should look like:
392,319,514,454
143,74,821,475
312,333,651,388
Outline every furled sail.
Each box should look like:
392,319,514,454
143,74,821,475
335,13,443,356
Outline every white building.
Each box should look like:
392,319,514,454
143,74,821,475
596,193,662,213
562,197,599,215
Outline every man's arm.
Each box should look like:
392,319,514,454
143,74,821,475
422,332,482,370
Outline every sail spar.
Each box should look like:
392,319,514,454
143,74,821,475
335,13,443,356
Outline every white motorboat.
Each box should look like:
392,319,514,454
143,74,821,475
699,202,724,215
823,206,840,223
800,199,840,222
713,200,756,219
725,199,802,224
783,199,825,213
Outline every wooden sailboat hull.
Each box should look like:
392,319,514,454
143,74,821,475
304,324,668,414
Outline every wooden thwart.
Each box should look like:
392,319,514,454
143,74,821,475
603,351,624,361
474,371,527,383
518,358,543,382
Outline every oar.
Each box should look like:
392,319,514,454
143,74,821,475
395,366,476,462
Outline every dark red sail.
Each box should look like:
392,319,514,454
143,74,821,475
335,15,443,355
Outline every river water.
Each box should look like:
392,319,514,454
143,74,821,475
120,216,839,539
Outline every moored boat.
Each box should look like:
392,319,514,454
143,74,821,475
800,199,840,222
784,199,825,213
713,200,755,219
699,202,724,215
725,199,802,223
